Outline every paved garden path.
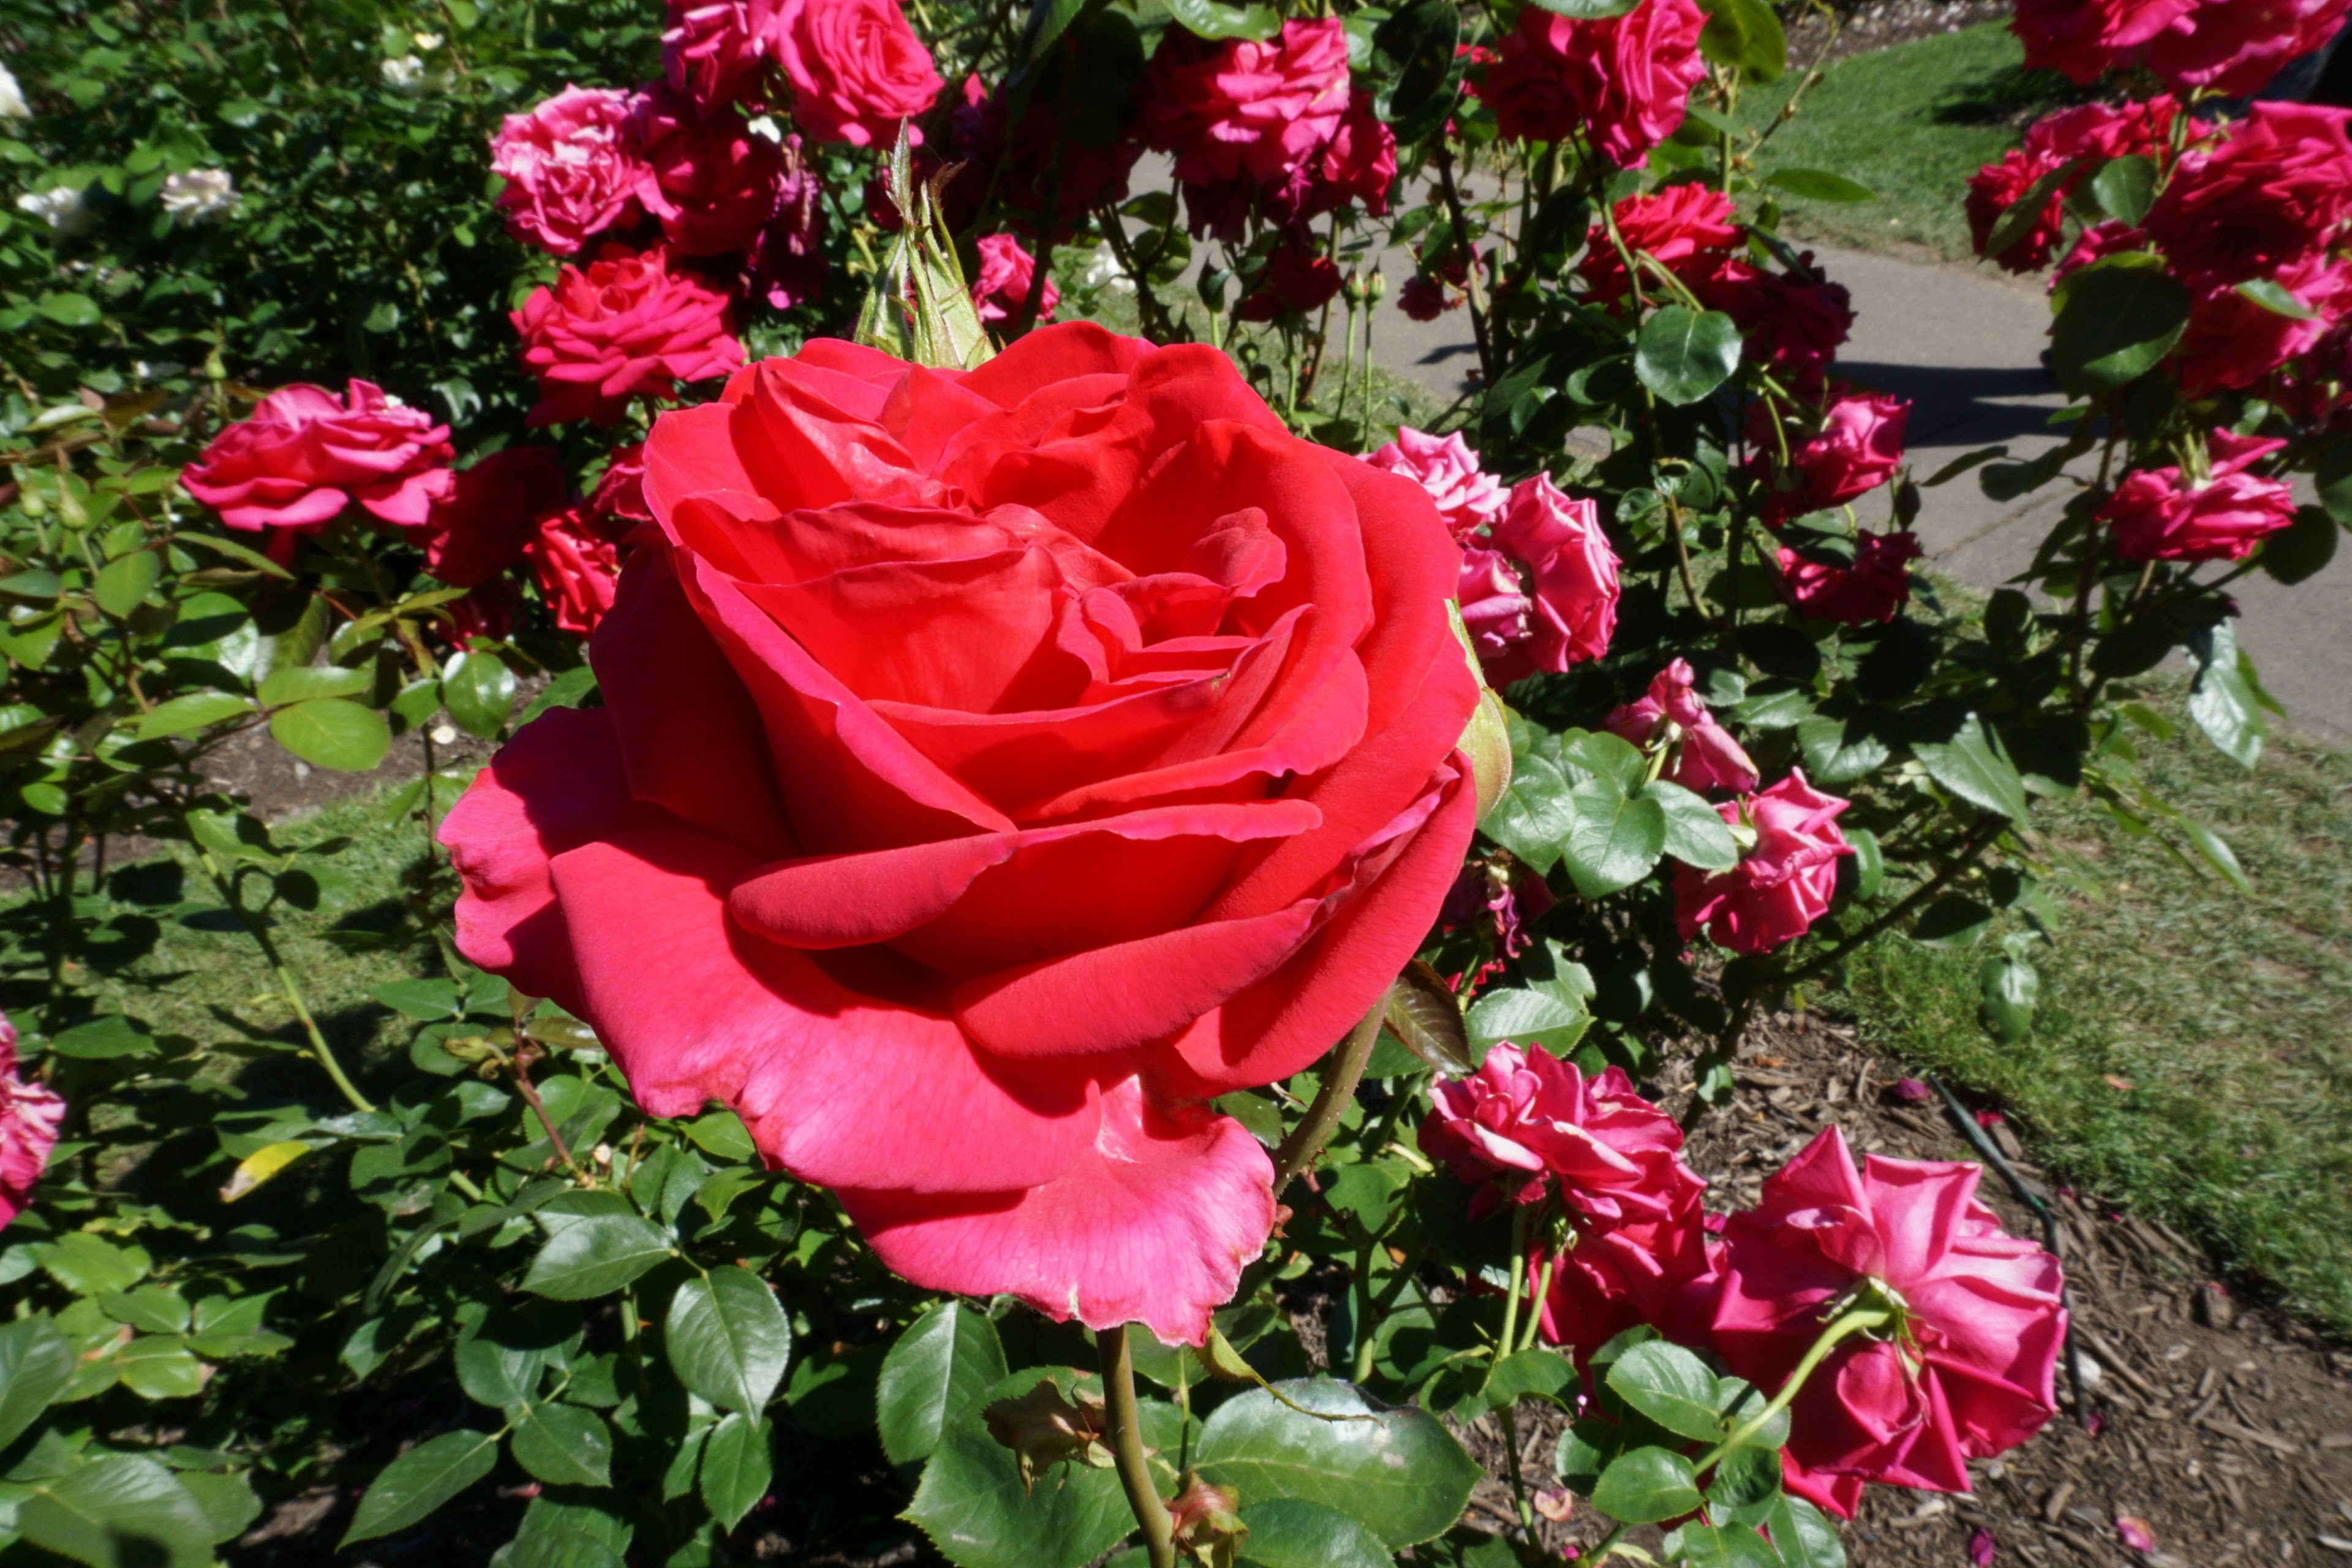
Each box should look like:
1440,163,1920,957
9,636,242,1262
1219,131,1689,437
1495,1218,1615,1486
1362,243,2352,745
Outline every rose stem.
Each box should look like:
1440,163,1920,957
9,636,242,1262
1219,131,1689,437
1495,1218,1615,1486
1691,1305,1894,1472
1098,1325,1176,1568
1496,1204,1539,1540
1270,990,1392,1200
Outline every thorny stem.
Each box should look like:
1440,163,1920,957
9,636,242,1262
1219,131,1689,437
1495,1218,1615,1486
1270,992,1390,1200
513,1042,589,1183
1098,1327,1176,1568
1692,1306,1895,1472
193,838,377,1115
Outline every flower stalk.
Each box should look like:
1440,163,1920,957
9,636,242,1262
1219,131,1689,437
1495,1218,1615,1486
1097,1326,1176,1568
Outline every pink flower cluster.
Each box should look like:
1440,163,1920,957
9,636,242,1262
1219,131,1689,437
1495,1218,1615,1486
1483,0,1708,168
1366,429,1619,686
1421,1044,2064,1519
2011,0,2349,95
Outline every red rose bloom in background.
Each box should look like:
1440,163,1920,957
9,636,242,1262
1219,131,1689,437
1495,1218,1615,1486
636,87,788,257
2145,0,2352,94
2145,104,2352,293
951,76,1145,244
1702,257,1855,398
182,380,455,533
490,86,650,257
437,324,1482,1343
2100,432,2297,562
513,244,744,427
0,1019,64,1230
1756,392,1910,524
1604,658,1759,794
1581,183,1740,300
2175,253,2352,394
1675,769,1853,954
1238,246,1343,322
1966,149,2069,274
1306,93,1399,220
418,446,571,590
1714,1127,2066,1512
663,0,774,111
1365,428,1506,540
1779,529,1923,625
773,0,941,146
588,442,653,540
1482,475,1620,682
1137,20,1352,192
1485,0,1706,168
529,507,626,634
2011,0,2195,81
969,233,1058,326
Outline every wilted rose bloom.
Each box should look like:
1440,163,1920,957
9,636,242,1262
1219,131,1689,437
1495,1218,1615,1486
663,0,772,110
1604,657,1758,794
1,1018,65,1231
1237,245,1342,322
636,86,787,257
418,447,571,590
182,380,455,533
1423,1045,1703,1221
744,134,828,310
772,0,942,147
1714,1127,2067,1504
1780,529,1923,625
1754,392,1910,524
530,507,625,634
2100,431,2297,562
1485,0,1706,167
1365,426,1506,540
511,244,743,427
2145,104,2352,293
1137,19,1350,191
970,233,1058,326
437,323,1481,1343
1483,474,1619,682
161,168,239,223
2145,0,2352,94
1581,182,1740,300
491,86,650,256
1674,769,1853,955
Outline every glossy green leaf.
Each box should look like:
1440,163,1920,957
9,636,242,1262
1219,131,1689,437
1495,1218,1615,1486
1559,780,1668,898
49,1016,156,1058
341,1429,500,1545
1764,168,1871,202
1635,307,1743,406
1370,0,1463,145
522,1194,674,1300
1605,1341,1723,1441
701,1411,772,1529
666,1265,792,1416
256,664,371,706
42,1232,151,1292
2188,624,2264,771
1464,963,1594,1058
446,648,518,739
508,1401,613,1487
0,1316,75,1449
1679,1522,1783,1568
16,1455,215,1568
1194,1378,1480,1547
36,292,104,328
2235,277,2321,320
1695,0,1786,80
904,1368,1154,1568
2260,505,2339,585
1795,714,1890,785
270,698,390,772
1760,1493,1848,1568
1913,714,2030,821
1235,1498,1396,1568
2089,154,2157,225
1912,895,1993,949
684,1110,756,1163
1648,779,1739,870
1163,0,1282,40
136,692,256,739
2049,257,2188,394
1482,1348,1575,1414
175,1469,264,1544
1978,952,2038,1044
93,549,162,616
1481,751,1574,875
1589,1446,1701,1523
116,1338,208,1400
877,1300,1008,1466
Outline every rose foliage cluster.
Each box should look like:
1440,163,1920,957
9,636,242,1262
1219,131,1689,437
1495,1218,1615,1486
0,0,2344,1562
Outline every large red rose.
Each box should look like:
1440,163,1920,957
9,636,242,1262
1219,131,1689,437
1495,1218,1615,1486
771,0,941,147
439,324,1482,1343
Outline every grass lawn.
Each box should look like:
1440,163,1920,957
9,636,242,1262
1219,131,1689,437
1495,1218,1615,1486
1847,693,2352,1333
1736,23,2078,263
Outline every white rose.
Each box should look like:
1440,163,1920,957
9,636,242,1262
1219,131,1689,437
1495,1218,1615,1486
16,186,93,237
160,168,240,223
381,54,424,89
0,64,28,121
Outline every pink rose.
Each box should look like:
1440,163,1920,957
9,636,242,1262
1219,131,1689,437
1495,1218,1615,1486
1700,257,1855,400
2145,104,2352,293
1714,1127,2067,1497
1308,92,1398,220
1483,474,1619,682
0,1018,64,1231
1603,657,1758,794
1364,426,1506,540
490,86,650,257
1485,0,1706,168
1137,19,1352,190
969,233,1058,326
2024,96,2179,162
663,0,775,111
418,446,571,590
181,380,454,533
1754,392,1909,525
2099,431,2297,562
2174,253,2352,396
1966,149,2070,274
2051,219,2145,290
512,244,744,428
772,0,942,147
1581,182,1740,300
2010,0,2201,80
2145,0,2352,95
1673,770,1853,954
529,507,625,635
1456,546,1536,686
587,442,652,541
1779,529,1922,625
636,86,788,258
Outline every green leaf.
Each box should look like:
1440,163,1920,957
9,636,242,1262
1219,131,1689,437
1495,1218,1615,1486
1695,0,1786,80
2178,816,2253,895
2261,505,2339,585
1164,0,1282,40
17,1455,215,1568
1763,168,1872,203
1912,895,1993,949
1559,781,1668,898
1464,965,1595,1058
1194,1378,1480,1548
446,648,518,739
270,698,390,772
1648,780,1738,870
35,292,103,328
257,664,371,706
0,1316,75,1449
877,1301,1009,1467
1982,161,2075,260
454,1330,543,1409
1235,1498,1397,1568
1604,1341,1723,1442
1678,1523,1782,1568
93,550,162,617
508,1401,614,1488
1480,751,1574,875
1795,714,1890,785
1561,729,1647,792
116,1338,208,1400
1760,1494,1847,1568
2089,154,2157,226
136,692,256,739
1370,0,1465,145
1978,952,2038,1044
1913,714,2030,821
42,1232,151,1292
2049,257,2188,394
2235,277,2321,321
50,1016,156,1058
500,1531,627,1568
2316,439,2352,524
522,1194,674,1300
699,1411,772,1530
1635,307,1744,406
518,665,598,726
1589,1446,1701,1524
342,1430,501,1546
666,1266,793,1416
903,1368,1148,1568
2187,623,2263,771
1482,1348,1575,1414
175,1470,264,1544
684,1110,756,1163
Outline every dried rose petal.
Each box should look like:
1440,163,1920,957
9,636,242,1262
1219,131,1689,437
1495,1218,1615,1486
1534,1487,1575,1523
1970,1526,1999,1567
1892,1077,1932,1103
2116,1517,2155,1553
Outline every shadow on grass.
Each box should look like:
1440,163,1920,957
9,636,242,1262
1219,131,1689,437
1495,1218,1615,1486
1929,61,2084,130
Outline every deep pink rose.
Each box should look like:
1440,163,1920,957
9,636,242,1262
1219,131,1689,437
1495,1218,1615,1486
418,446,571,590
1714,1127,2067,1497
182,380,454,533
663,0,776,111
588,442,652,541
1581,182,1740,299
1701,258,1855,399
2051,219,2145,289
447,581,521,645
970,233,1058,326
744,134,828,310
1365,426,1506,540
2024,96,2179,162
1422,1046,1700,1224
1966,149,2069,274
0,1019,64,1231
2010,0,2197,80
2174,254,2352,395
1456,546,1536,687
1136,19,1351,190
1398,274,1452,322
1779,529,1922,625
436,324,1482,1343
1782,1456,1866,1521
2145,0,2352,94
512,244,744,428
1483,474,1619,682
1603,657,1758,794
529,507,625,634
636,86,788,257
490,86,650,257
1673,770,1853,955
2145,104,2352,292
1485,0,1706,168
772,0,941,147
1753,392,1909,525
1307,91,1398,220
2099,431,2296,562
1237,245,1343,322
